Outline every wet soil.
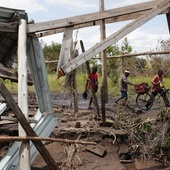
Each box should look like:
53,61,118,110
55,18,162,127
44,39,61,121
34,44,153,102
0,92,169,170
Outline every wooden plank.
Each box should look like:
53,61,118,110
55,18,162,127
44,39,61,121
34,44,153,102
0,22,17,32
56,26,73,79
35,8,170,38
0,116,37,123
0,120,17,125
27,1,158,33
0,80,59,170
0,64,33,85
60,0,170,75
0,136,96,145
86,144,106,157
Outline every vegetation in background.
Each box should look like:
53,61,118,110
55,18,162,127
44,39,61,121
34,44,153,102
106,37,133,84
41,40,61,73
4,38,170,95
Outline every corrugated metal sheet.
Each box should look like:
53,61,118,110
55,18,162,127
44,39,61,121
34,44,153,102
0,109,58,170
0,6,28,68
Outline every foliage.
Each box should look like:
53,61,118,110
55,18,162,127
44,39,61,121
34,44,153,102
145,39,170,77
106,37,133,84
41,40,61,73
112,108,170,165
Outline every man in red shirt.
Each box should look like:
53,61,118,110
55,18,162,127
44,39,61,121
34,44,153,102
85,66,98,109
146,69,170,108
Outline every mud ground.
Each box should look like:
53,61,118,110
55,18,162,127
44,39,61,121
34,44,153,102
0,92,170,170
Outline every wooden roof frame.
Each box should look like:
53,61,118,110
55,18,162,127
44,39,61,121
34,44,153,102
26,0,170,37
53,0,170,76
24,1,170,77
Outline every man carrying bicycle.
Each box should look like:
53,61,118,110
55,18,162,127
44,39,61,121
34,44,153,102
146,69,170,108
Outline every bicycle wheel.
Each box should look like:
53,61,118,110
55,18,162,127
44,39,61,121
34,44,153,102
136,93,153,110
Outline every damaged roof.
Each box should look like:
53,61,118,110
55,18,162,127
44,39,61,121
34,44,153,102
0,6,28,68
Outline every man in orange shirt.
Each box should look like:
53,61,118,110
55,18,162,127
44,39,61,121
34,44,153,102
146,69,170,108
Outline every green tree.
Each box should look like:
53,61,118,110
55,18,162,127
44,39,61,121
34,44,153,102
41,40,61,73
106,37,132,83
147,39,170,77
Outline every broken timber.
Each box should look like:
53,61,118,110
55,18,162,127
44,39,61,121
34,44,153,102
0,64,33,85
0,136,96,145
27,1,170,36
58,0,170,76
0,80,59,170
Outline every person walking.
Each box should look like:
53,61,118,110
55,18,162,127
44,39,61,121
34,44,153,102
85,66,98,109
146,69,170,108
115,70,135,105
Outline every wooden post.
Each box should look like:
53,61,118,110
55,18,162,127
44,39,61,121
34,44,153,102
0,80,59,170
72,50,79,112
80,40,100,117
18,19,30,170
65,50,79,112
99,0,107,124
101,86,106,123
100,0,108,102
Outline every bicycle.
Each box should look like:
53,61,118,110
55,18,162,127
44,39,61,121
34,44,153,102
134,83,170,110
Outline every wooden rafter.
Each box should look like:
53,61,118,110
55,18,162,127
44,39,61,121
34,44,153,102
0,22,17,32
0,66,34,85
36,9,170,38
58,0,170,76
27,1,167,34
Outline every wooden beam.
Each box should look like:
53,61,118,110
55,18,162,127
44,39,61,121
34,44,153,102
28,1,159,34
0,22,17,32
59,0,170,75
56,26,73,79
35,8,170,38
0,64,33,85
0,136,96,145
106,51,170,59
45,50,170,64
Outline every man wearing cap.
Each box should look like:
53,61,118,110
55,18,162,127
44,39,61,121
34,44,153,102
115,70,135,105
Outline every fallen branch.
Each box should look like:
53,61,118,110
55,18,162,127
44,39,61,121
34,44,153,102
0,136,96,145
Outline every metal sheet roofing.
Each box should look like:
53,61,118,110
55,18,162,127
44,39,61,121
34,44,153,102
0,6,28,68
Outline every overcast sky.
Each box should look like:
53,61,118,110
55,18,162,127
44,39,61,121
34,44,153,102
0,0,169,52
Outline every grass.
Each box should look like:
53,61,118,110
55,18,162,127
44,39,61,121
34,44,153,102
3,74,170,96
